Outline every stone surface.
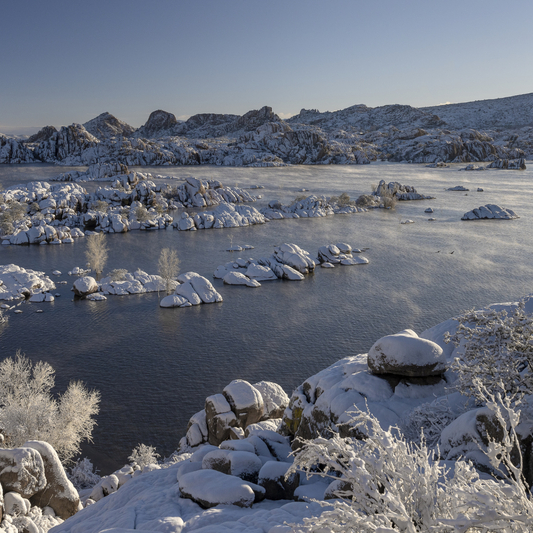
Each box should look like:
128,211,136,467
368,329,446,377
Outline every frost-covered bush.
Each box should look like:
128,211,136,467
105,268,128,281
68,457,101,490
128,443,160,469
446,301,533,400
0,201,27,235
400,396,458,447
134,205,150,222
158,248,179,294
0,351,100,463
290,399,533,532
85,233,108,276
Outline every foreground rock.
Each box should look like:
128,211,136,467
461,204,519,220
73,277,98,297
317,243,369,266
367,329,446,377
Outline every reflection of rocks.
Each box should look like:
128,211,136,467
461,204,519,220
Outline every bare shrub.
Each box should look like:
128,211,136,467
0,201,27,235
355,194,375,207
381,194,397,209
158,248,180,294
293,195,307,203
85,233,108,275
338,192,351,206
134,205,150,223
92,200,109,213
68,457,101,490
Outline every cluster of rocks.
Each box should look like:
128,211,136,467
486,157,526,170
159,272,223,308
0,441,80,532
0,173,264,244
0,264,56,302
317,243,369,267
173,379,301,507
447,185,469,191
282,329,447,447
461,204,519,220
72,270,173,299
214,244,316,287
372,179,435,201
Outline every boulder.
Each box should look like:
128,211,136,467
73,276,98,296
368,329,446,377
205,394,238,445
223,380,264,428
461,204,519,220
253,381,290,419
4,491,31,516
258,461,299,500
223,271,261,287
160,294,191,308
0,447,46,498
177,272,223,303
24,441,80,519
179,469,265,508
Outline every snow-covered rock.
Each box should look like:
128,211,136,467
0,264,56,301
367,329,447,377
461,204,519,220
73,277,98,297
223,271,261,287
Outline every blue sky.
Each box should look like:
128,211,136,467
1,0,532,134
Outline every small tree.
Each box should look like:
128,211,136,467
85,233,108,277
129,443,160,469
0,351,100,463
134,205,150,223
158,248,179,294
105,268,128,282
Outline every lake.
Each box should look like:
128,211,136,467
0,161,531,473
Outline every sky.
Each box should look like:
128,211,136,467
1,0,532,135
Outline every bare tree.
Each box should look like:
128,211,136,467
158,248,180,294
85,233,108,277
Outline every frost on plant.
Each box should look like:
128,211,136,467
158,248,179,294
129,443,160,469
289,400,533,532
445,300,533,400
85,232,108,276
0,351,100,463
68,457,101,490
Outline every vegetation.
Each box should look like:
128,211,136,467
105,268,128,281
85,233,108,276
134,205,150,223
158,248,180,294
129,443,160,469
0,201,27,235
0,352,100,463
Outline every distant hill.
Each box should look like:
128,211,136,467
421,93,533,131
83,112,136,140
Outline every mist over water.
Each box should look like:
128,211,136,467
0,162,532,472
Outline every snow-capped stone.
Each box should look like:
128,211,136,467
400,219,415,224
368,329,447,377
0,447,46,498
245,263,277,281
252,381,290,420
73,277,98,297
447,185,469,191
272,244,315,274
223,380,264,429
258,461,299,501
86,293,107,301
461,204,519,220
178,469,265,508
24,440,80,519
160,294,190,308
486,157,526,170
425,208,434,213
321,262,334,268
340,256,369,265
374,180,434,201
177,272,223,303
4,492,31,516
223,271,261,287
0,265,55,301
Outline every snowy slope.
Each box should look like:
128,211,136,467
422,93,533,131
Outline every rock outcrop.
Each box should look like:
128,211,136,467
461,204,519,220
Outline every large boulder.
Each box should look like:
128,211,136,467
177,272,223,303
73,276,98,297
258,461,299,500
24,441,80,519
178,469,265,508
368,329,446,377
205,393,238,445
0,447,46,498
461,204,519,220
253,381,290,420
223,380,264,428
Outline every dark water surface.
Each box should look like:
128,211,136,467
0,162,532,472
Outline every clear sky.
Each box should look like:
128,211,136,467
1,0,532,134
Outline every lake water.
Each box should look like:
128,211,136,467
1,162,532,473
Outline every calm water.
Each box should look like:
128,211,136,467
0,162,532,472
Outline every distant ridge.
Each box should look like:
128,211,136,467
422,93,533,130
